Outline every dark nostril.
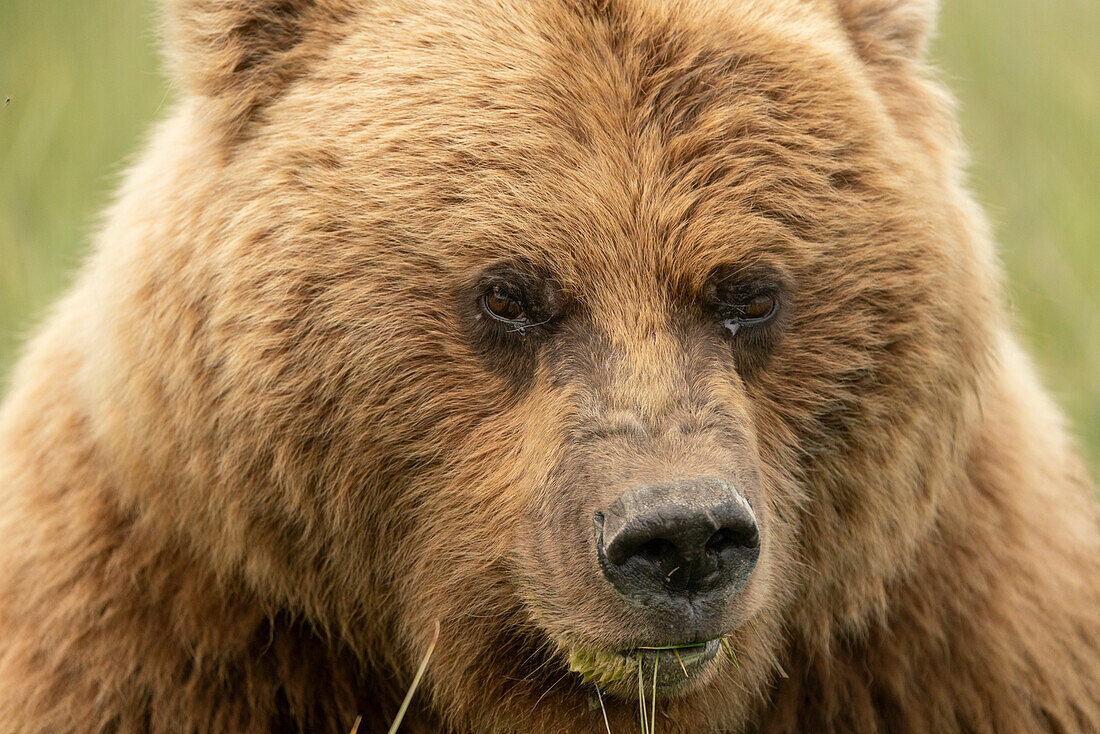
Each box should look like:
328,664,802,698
706,529,736,556
706,525,759,555
637,538,675,563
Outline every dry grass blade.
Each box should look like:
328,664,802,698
349,715,361,734
650,651,658,734
637,652,649,734
673,648,689,679
594,684,612,734
387,620,441,734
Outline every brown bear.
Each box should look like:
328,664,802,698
1,0,1098,732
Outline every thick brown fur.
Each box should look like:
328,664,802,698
1,0,1098,732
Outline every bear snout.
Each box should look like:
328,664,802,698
595,477,761,630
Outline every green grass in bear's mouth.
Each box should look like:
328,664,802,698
636,642,709,658
571,640,735,734
567,640,719,686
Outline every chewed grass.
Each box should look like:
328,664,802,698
567,640,726,685
569,638,739,734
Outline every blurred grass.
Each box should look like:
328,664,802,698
1,0,1097,479
0,0,165,366
934,0,1100,483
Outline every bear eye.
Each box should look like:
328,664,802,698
719,293,777,335
481,285,529,325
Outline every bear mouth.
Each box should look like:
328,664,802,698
567,639,724,696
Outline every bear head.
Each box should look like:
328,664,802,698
84,0,998,729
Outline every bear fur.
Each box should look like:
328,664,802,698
1,0,1098,731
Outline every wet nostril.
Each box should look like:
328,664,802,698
636,538,675,564
706,529,736,556
706,525,760,556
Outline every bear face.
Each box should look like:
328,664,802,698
87,0,993,725
8,1,1098,733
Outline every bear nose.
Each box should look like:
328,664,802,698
596,478,760,605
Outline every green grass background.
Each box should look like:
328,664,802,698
1,1,1097,480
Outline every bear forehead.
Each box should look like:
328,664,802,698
252,0,924,298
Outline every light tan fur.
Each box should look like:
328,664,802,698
0,1,1097,732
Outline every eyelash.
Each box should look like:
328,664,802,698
716,294,779,336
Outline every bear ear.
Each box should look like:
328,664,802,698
163,0,350,131
832,0,939,62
